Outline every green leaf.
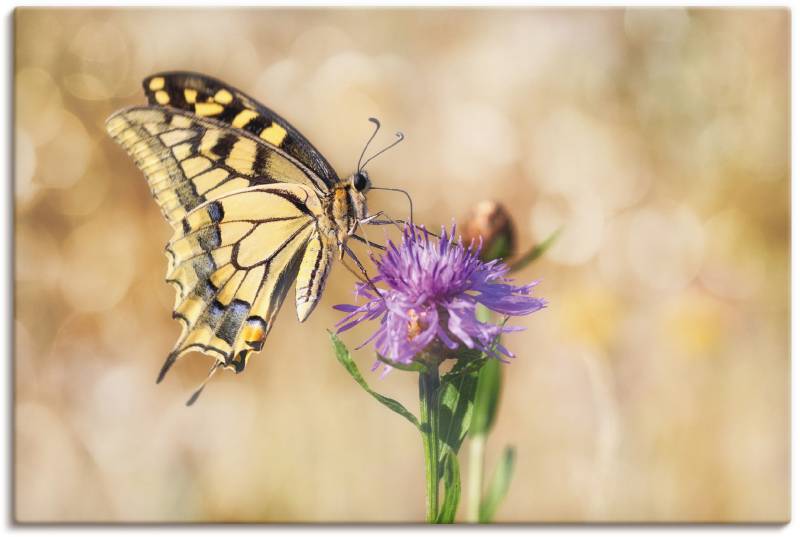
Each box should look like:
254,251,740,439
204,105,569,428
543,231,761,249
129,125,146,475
441,349,484,382
329,332,420,429
376,353,427,373
479,446,516,523
469,357,501,437
436,447,461,523
440,305,510,449
508,227,561,273
437,365,479,458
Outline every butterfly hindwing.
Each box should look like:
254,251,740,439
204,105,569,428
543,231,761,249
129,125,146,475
142,71,339,188
160,184,325,376
295,230,333,323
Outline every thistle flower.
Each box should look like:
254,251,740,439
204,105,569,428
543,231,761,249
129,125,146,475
334,224,546,368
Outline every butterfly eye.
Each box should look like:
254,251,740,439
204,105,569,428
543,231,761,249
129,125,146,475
353,172,369,192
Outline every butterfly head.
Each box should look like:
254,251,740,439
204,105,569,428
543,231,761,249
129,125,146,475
334,118,406,236
342,171,371,222
352,170,371,193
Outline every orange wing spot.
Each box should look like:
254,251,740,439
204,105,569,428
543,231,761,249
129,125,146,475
243,317,267,347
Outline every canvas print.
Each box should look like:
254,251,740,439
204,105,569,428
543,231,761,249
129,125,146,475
14,7,789,523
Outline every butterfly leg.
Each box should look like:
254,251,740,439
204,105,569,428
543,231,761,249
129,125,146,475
352,217,385,259
355,211,404,259
342,243,386,302
350,234,386,251
341,256,370,285
360,210,404,233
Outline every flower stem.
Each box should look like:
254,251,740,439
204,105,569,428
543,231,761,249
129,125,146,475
419,365,441,523
467,433,486,522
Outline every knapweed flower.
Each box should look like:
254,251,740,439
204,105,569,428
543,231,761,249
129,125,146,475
334,224,546,368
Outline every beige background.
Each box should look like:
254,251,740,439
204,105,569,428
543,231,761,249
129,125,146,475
15,8,789,522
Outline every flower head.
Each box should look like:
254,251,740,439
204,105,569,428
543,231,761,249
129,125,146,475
334,224,546,368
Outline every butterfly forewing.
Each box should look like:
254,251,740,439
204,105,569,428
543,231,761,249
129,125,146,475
106,98,340,381
106,106,328,229
142,72,339,188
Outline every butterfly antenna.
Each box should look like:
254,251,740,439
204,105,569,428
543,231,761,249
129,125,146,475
185,362,222,406
360,131,405,171
357,117,382,172
370,187,415,225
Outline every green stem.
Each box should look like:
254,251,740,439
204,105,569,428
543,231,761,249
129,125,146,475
466,433,486,523
419,365,441,523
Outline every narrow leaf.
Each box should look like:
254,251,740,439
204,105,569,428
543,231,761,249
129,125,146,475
441,348,484,382
479,446,516,523
436,447,462,523
508,227,561,273
437,366,478,457
469,357,501,437
376,353,427,373
329,332,419,429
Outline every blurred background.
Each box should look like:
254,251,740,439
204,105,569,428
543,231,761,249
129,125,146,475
14,8,788,522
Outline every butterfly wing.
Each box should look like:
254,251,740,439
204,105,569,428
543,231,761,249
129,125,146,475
142,71,339,188
106,106,335,378
160,185,321,376
106,106,330,229
294,229,333,323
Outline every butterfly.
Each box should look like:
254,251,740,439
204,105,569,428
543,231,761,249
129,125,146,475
106,72,403,404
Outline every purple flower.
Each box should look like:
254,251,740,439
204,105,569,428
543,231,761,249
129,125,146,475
334,224,546,369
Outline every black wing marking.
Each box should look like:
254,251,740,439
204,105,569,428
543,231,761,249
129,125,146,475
142,71,339,189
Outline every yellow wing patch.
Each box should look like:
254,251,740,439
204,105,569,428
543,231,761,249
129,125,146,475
233,109,259,128
214,89,234,104
260,123,288,146
154,90,170,105
149,76,165,91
